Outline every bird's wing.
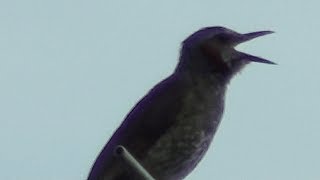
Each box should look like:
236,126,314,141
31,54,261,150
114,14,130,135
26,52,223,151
88,74,187,179
114,74,186,156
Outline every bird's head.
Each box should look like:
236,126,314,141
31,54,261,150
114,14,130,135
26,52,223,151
177,26,275,81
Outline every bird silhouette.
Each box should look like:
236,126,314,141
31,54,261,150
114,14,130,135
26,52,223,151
87,26,275,180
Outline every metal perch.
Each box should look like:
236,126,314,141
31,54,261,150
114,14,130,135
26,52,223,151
114,145,156,180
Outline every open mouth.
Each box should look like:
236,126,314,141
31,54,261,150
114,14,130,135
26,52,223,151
234,31,276,65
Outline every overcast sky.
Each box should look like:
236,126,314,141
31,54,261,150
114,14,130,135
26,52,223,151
1,0,319,180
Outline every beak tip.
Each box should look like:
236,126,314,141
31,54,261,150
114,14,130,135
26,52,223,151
256,59,277,65
265,30,275,35
265,61,277,65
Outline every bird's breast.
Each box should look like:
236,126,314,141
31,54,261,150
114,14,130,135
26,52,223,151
143,79,226,179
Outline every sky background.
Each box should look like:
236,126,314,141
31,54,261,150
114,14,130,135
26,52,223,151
0,0,319,180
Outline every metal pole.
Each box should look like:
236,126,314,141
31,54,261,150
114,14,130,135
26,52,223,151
114,145,156,180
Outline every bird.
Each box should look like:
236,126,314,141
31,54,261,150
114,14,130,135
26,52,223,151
87,26,275,180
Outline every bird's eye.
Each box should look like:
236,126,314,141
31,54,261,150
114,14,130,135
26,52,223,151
215,34,230,43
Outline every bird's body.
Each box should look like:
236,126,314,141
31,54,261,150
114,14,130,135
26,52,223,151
87,27,274,180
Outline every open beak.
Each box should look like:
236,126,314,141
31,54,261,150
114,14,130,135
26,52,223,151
234,31,276,65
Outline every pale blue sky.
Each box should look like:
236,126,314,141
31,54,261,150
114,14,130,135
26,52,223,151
0,0,319,180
